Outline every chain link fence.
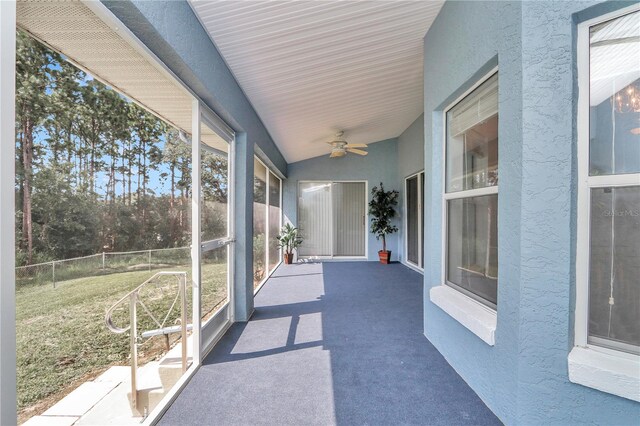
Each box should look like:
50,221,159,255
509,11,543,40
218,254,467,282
16,247,192,288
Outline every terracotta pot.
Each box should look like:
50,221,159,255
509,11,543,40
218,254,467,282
378,250,391,264
284,253,294,264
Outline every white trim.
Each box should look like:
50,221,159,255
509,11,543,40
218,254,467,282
446,66,500,122
279,175,283,264
573,4,640,400
575,12,591,349
296,180,369,259
587,174,640,188
430,285,496,346
191,99,202,367
568,347,640,402
441,68,499,311
0,2,16,424
226,123,236,325
443,185,498,200
199,108,235,331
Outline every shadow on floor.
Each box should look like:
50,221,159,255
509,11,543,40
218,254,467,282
159,262,501,425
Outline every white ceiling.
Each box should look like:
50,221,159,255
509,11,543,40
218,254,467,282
190,0,443,163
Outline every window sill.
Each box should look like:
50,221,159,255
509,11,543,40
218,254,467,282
429,285,496,346
568,346,640,402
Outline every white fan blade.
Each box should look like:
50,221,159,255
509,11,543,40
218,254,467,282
345,143,367,148
347,148,368,156
330,150,346,158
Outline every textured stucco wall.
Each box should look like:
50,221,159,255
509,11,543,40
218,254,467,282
283,139,400,262
423,1,640,424
398,114,425,179
423,2,521,422
397,114,425,265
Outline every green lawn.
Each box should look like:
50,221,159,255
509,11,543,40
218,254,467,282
16,260,228,419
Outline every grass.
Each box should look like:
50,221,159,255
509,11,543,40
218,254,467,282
16,259,228,421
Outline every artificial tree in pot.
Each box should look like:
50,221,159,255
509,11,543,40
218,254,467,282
276,223,303,264
368,182,399,264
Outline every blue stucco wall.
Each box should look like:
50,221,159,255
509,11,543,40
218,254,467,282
398,114,425,179
423,1,640,424
397,114,425,265
283,139,400,262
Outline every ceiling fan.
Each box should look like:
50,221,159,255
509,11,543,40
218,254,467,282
327,131,368,158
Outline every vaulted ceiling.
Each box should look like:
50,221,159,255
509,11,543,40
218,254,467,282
189,0,443,162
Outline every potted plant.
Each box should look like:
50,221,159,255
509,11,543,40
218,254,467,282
276,223,303,264
368,182,399,264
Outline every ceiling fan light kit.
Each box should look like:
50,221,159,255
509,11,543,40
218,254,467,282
326,130,368,158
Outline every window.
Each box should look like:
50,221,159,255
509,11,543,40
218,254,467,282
405,171,425,269
577,9,640,355
444,72,499,309
571,6,640,402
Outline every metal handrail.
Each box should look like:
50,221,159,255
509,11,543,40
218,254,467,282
104,271,188,410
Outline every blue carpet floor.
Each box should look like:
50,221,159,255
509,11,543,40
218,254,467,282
159,262,501,425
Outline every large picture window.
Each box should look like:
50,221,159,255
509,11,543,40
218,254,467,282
444,72,499,308
577,9,639,355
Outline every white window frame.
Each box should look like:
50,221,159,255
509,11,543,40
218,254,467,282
198,103,236,355
570,4,640,402
441,68,499,309
430,68,499,346
254,156,283,295
296,180,369,260
404,171,424,272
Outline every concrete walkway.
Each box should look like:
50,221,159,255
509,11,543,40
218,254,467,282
159,262,501,425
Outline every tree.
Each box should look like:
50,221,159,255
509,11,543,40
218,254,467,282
15,30,57,264
14,30,208,265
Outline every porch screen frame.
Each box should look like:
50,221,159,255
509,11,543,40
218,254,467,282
0,2,16,424
197,103,236,358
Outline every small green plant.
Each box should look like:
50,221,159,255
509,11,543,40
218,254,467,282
276,223,303,261
368,182,399,253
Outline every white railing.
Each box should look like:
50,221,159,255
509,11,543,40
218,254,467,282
104,271,189,411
